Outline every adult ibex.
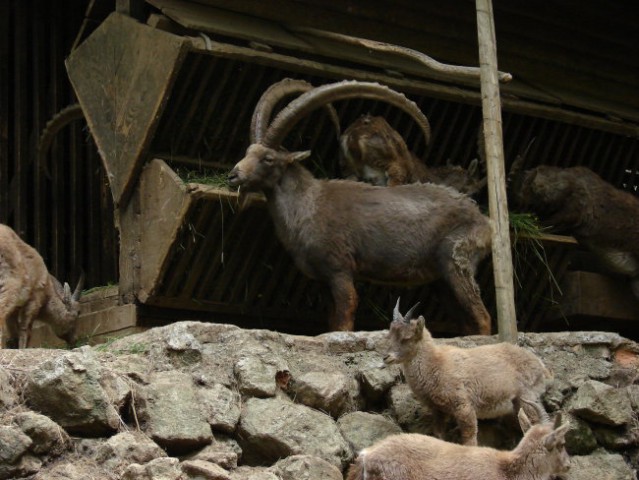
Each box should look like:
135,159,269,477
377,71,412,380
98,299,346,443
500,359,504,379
340,114,486,195
228,79,492,334
509,161,639,298
0,224,84,348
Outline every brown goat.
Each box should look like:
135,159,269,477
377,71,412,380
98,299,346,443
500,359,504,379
340,114,486,195
345,406,570,480
0,224,83,348
385,300,552,446
228,80,492,334
510,162,639,297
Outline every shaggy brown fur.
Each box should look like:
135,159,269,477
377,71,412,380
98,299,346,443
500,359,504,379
340,114,486,194
511,164,639,297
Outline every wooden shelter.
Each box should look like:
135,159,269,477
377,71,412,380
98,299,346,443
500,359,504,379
2,0,638,343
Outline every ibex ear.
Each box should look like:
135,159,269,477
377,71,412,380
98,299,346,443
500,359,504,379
289,150,311,163
517,408,533,433
544,423,570,450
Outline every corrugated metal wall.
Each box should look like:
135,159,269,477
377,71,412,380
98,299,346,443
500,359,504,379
0,0,118,289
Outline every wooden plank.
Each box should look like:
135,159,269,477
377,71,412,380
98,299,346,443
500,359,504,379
551,271,639,322
65,12,189,207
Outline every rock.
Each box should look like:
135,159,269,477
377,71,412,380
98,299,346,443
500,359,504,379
237,396,350,468
25,349,120,435
0,425,32,464
94,431,166,471
337,411,402,454
567,380,633,426
564,414,598,455
198,383,241,433
357,364,398,403
542,349,610,388
566,451,637,480
181,459,231,480
32,458,110,480
229,466,279,480
123,457,184,480
628,385,639,410
100,370,132,411
387,383,435,434
165,325,203,366
13,411,70,456
136,371,213,454
290,370,358,417
186,439,239,469
593,424,639,450
0,369,18,410
234,356,287,398
270,454,343,480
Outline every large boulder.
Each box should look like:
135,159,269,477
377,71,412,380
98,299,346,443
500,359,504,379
25,349,120,435
237,397,350,468
136,371,213,454
337,411,402,454
567,380,633,426
270,454,343,480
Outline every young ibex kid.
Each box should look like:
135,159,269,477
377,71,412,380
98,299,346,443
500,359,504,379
385,299,552,445
0,224,84,348
346,403,570,480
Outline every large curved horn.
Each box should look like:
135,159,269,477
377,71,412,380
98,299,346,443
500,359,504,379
404,302,421,322
251,78,341,144
38,103,84,179
72,272,85,302
520,398,550,424
262,80,431,157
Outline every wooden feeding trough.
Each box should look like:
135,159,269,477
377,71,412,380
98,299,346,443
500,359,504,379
57,10,637,342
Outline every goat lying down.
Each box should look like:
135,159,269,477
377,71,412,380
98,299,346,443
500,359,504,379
340,113,486,196
0,224,83,348
228,80,492,334
385,300,552,446
510,162,639,298
346,405,570,480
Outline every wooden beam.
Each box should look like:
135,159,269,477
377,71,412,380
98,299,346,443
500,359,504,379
476,0,518,342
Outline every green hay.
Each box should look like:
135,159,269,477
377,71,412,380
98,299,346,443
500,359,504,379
177,168,231,189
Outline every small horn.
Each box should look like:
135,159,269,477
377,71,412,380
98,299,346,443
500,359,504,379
72,272,85,302
262,80,431,158
251,78,340,144
63,282,72,301
403,302,421,322
392,297,403,323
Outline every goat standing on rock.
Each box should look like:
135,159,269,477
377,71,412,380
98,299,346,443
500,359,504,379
0,224,83,348
228,79,492,334
385,300,552,446
345,403,570,480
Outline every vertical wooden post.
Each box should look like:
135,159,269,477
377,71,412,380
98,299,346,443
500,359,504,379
476,0,518,342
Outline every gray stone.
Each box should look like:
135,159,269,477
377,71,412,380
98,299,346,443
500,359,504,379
25,349,120,435
542,349,611,387
198,383,241,433
388,383,435,434
568,380,633,426
137,371,213,454
181,459,231,480
0,426,32,464
123,457,183,480
0,369,18,410
94,431,166,470
234,356,287,398
14,411,70,455
31,459,109,480
291,370,357,417
271,454,343,480
593,424,639,450
100,370,132,411
186,440,239,469
628,385,639,410
357,365,398,403
237,396,350,468
165,325,203,366
229,466,279,480
337,411,401,454
565,451,637,480
564,414,598,455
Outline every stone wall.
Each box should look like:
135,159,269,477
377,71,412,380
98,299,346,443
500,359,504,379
0,322,637,479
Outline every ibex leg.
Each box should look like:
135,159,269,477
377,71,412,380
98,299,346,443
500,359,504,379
328,274,358,331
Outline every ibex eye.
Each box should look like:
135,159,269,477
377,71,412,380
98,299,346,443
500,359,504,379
263,155,274,164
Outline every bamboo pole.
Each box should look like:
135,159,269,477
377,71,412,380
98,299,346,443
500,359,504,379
475,0,518,343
